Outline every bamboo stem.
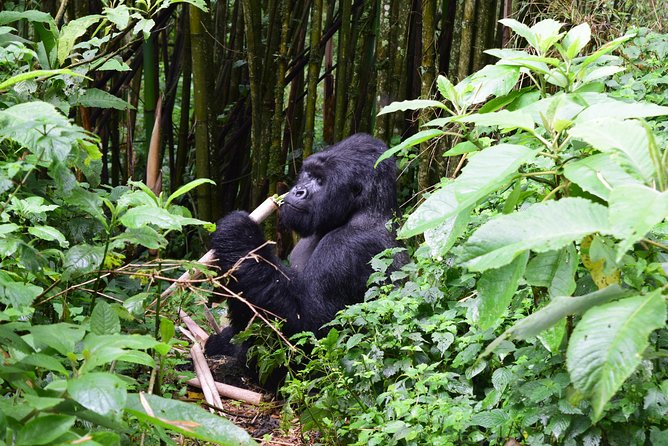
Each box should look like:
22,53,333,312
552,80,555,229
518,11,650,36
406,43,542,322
186,378,264,405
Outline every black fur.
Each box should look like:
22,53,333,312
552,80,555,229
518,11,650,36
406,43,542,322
205,134,402,361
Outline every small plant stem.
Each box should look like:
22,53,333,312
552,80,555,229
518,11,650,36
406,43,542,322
542,183,567,201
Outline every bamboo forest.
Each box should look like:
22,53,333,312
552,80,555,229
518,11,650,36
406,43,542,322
0,0,667,445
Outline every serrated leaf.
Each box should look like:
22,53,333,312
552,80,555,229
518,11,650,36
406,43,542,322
0,275,42,309
103,4,130,29
125,393,257,445
608,184,668,260
563,153,642,200
28,225,69,247
90,300,121,335
75,88,134,110
375,129,444,166
119,205,182,230
68,372,127,416
570,118,655,181
567,290,666,421
461,198,610,272
377,99,447,116
401,144,537,238
484,285,629,356
58,15,103,64
478,251,529,330
525,245,578,297
469,409,510,429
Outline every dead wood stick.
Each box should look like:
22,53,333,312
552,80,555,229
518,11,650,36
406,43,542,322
178,309,209,344
191,343,224,412
160,195,281,300
186,378,264,405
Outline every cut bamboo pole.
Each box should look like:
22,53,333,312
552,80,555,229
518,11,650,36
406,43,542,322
191,343,224,412
160,195,281,299
186,378,264,405
179,309,209,344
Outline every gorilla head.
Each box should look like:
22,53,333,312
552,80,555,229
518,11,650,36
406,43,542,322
281,134,398,237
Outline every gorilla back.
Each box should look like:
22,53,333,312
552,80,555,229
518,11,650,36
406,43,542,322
205,133,403,362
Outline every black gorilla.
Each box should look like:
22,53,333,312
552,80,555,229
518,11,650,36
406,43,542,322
205,133,402,360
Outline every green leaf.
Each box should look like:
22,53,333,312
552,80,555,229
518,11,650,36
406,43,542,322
498,18,537,49
111,226,167,250
455,65,520,108
132,18,155,40
567,290,667,421
457,109,534,132
485,48,554,74
401,144,536,238
570,118,655,181
18,353,68,375
0,223,19,236
528,19,564,53
103,4,130,29
375,129,444,166
29,323,86,356
0,69,83,91
424,206,471,257
436,75,457,104
63,244,105,279
377,99,447,116
562,23,591,59
15,414,75,445
125,393,257,445
58,15,103,64
575,98,668,122
577,33,635,73
443,140,478,157
0,10,55,25
74,88,134,110
563,153,642,200
28,225,69,247
68,372,127,416
461,198,610,272
120,205,183,230
165,178,216,208
470,409,510,429
525,245,579,297
160,317,175,343
96,58,132,72
90,300,121,335
608,184,668,260
0,275,42,309
478,251,529,330
80,334,160,372
484,285,629,356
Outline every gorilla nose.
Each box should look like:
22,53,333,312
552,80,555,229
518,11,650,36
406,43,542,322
293,186,308,199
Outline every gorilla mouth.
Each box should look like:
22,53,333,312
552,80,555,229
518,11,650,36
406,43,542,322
285,202,307,212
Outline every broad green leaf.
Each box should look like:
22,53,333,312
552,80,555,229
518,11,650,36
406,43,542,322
0,275,42,309
166,178,216,208
424,206,472,257
164,0,209,12
377,99,447,116
478,87,532,114
68,372,127,416
436,75,457,104
470,409,510,429
401,144,536,238
0,10,55,25
96,58,132,72
125,393,257,445
608,184,668,260
58,15,103,64
537,319,566,353
28,225,69,247
562,23,591,59
0,223,19,236
575,98,668,122
111,226,167,250
457,109,534,132
570,118,655,181
498,18,537,49
18,353,68,375
81,334,159,373
563,153,642,200
120,205,182,230
478,251,529,330
63,244,105,278
29,323,86,356
484,285,629,356
455,65,520,108
567,290,666,420
529,19,564,54
461,198,610,271
0,69,83,91
375,129,444,166
485,49,554,74
74,88,134,110
103,4,130,29
577,33,635,73
15,414,75,445
160,317,175,342
443,140,478,157
90,300,121,335
525,245,579,297
23,395,65,411
580,65,624,85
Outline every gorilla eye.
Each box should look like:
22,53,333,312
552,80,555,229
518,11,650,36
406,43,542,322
316,177,323,186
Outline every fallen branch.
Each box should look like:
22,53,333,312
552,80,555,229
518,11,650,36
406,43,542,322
186,378,264,405
179,309,209,344
191,343,224,412
160,195,282,300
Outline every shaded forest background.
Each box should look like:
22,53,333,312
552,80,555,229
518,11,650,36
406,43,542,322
5,0,666,235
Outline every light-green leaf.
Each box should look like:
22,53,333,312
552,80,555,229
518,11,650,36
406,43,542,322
563,153,642,200
74,88,134,110
562,23,591,59
28,225,69,247
457,109,535,132
103,4,130,29
525,244,579,297
478,251,529,330
436,75,457,104
63,244,105,279
125,393,257,445
15,414,75,445
401,144,537,238
67,372,127,416
120,205,182,230
455,65,520,108
608,184,668,260
166,178,215,208
461,198,610,271
0,69,83,91
377,99,447,116
567,290,667,421
90,300,121,335
58,15,103,64
375,129,444,166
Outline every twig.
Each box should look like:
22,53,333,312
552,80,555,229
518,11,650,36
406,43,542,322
204,306,222,334
186,378,264,405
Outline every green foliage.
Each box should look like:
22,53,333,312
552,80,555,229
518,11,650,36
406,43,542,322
284,20,668,445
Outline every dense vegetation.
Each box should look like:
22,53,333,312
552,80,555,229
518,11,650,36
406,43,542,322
0,1,667,446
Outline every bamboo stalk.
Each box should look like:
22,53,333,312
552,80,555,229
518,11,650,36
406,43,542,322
186,378,264,405
160,195,281,300
179,309,209,344
191,343,224,412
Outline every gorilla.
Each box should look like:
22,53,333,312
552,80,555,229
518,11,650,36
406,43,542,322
205,133,403,364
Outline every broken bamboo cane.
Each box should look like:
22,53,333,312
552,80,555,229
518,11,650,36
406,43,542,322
160,195,282,300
